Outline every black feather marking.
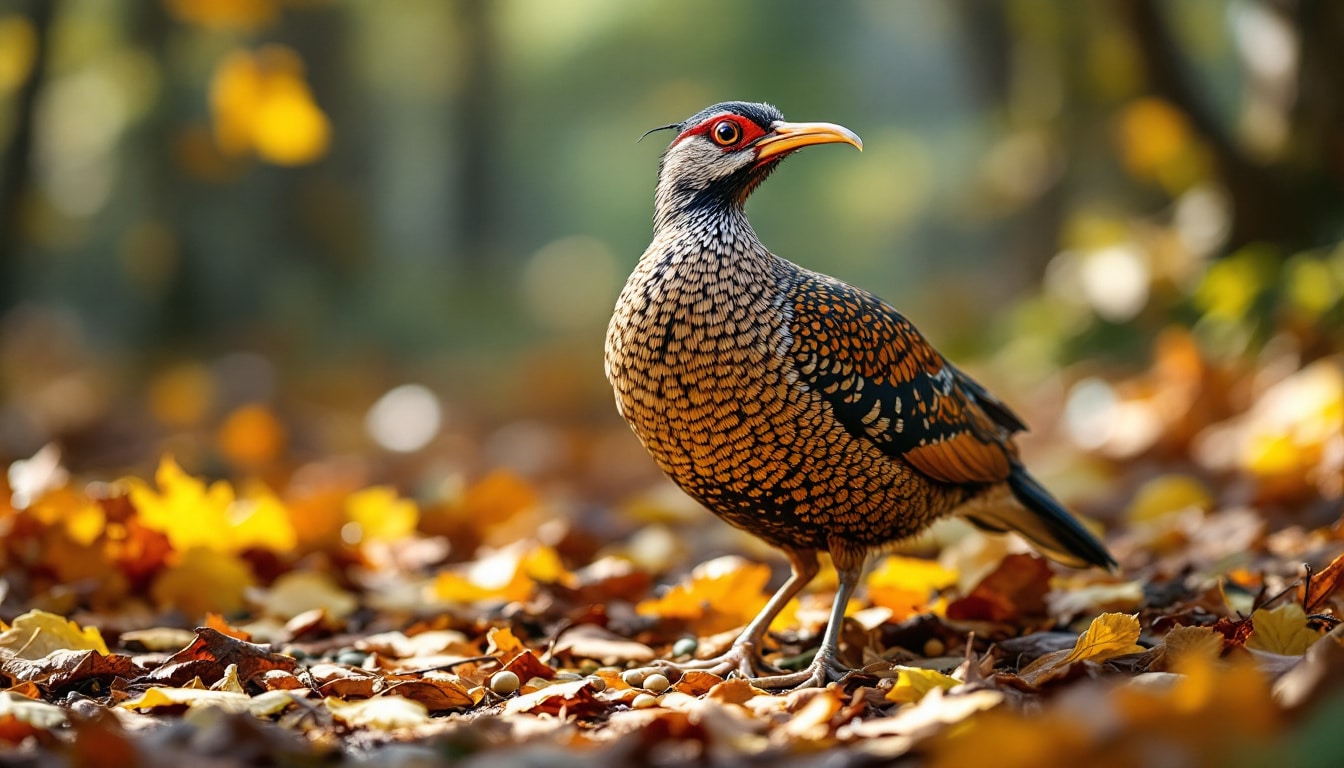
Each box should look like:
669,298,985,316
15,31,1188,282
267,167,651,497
1006,468,1117,570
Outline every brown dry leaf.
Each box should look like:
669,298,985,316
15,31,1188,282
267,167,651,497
381,676,473,712
707,678,767,706
946,554,1052,622
775,688,844,743
670,670,723,696
636,556,773,635
1301,552,1344,613
501,649,554,684
145,627,297,687
502,678,604,717
325,695,430,730
309,663,379,698
1245,603,1322,656
1,649,137,693
0,610,110,660
553,624,655,665
204,613,253,641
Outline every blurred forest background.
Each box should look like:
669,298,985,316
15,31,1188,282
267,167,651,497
1,0,1341,548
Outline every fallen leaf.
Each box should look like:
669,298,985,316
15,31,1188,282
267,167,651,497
1060,612,1147,665
1158,625,1224,669
145,627,297,687
866,556,957,620
946,554,1052,622
256,570,358,621
1246,603,1322,656
381,676,473,712
886,667,961,705
0,610,109,660
1,649,136,693
553,624,655,665
325,695,430,730
503,678,603,717
151,547,256,618
636,556,773,635
346,486,419,542
1301,552,1344,613
120,687,254,713
0,691,68,743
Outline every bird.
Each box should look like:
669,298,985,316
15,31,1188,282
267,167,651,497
605,101,1115,689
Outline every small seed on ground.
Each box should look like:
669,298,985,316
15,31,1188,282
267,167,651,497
923,638,946,657
490,670,520,696
631,693,657,709
586,675,607,692
621,669,646,687
643,673,670,693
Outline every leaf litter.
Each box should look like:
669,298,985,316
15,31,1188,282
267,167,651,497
0,354,1343,766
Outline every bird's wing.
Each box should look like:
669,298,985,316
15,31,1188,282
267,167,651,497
786,274,1021,486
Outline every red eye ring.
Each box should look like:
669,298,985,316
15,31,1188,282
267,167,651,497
711,119,742,147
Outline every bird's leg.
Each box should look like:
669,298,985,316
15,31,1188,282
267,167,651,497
639,548,819,680
749,542,868,689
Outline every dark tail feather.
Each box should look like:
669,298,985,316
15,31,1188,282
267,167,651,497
966,468,1116,571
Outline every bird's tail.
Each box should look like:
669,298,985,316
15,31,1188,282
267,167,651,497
963,467,1116,571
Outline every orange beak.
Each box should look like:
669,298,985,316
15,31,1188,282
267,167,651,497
754,121,863,163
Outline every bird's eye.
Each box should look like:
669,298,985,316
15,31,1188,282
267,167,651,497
711,120,741,147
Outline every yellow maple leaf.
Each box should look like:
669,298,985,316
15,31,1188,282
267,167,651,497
1060,612,1146,665
1245,603,1322,656
346,486,418,542
128,457,236,552
150,547,256,619
127,457,297,554
0,610,109,659
886,666,960,705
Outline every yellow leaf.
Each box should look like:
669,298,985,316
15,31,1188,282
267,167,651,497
886,666,960,705
866,556,956,619
1125,474,1212,523
128,457,236,552
258,571,358,621
1246,603,1322,656
228,488,297,553
427,542,564,604
1161,625,1224,667
346,486,418,542
151,547,256,619
129,457,296,554
1060,612,1146,665
0,611,109,659
325,696,430,730
121,687,252,712
635,556,773,635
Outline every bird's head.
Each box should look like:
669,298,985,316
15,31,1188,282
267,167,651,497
649,101,862,231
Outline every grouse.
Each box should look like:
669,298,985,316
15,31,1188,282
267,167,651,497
605,101,1114,688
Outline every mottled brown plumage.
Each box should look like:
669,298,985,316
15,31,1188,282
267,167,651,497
606,102,1113,688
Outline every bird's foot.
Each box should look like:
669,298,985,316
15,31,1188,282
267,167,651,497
630,641,779,682
746,653,850,690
